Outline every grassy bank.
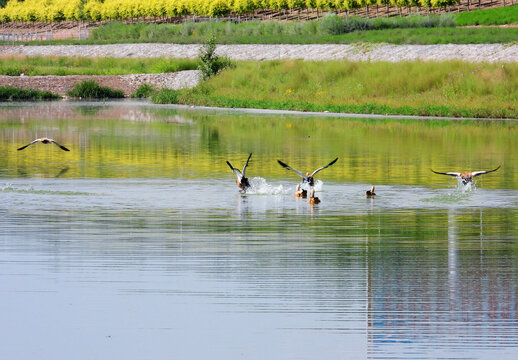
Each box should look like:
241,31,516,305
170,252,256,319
84,21,518,45
156,60,518,119
456,4,518,26
28,8,518,46
0,86,59,101
0,56,198,76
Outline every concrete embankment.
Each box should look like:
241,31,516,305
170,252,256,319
1,43,517,62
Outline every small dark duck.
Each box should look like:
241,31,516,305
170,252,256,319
227,153,253,191
366,186,376,197
17,137,70,151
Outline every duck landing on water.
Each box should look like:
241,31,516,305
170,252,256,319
431,166,501,186
307,188,320,204
226,153,253,191
17,137,70,151
366,186,376,197
277,157,338,189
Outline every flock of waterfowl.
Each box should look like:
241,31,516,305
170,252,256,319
227,153,501,204
16,139,501,204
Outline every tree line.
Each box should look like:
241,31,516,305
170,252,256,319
0,0,463,22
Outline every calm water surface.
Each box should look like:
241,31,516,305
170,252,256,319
1,102,517,360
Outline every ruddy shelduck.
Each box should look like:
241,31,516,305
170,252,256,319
17,137,70,151
227,153,253,191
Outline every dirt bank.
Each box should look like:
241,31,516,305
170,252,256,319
0,71,200,96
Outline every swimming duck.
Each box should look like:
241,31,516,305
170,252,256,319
17,137,70,151
227,153,253,191
366,186,376,197
294,184,308,198
307,188,320,204
277,157,338,189
431,166,500,185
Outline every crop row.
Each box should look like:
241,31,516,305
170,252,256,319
0,0,461,22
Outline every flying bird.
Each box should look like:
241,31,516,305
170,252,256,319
277,157,338,188
227,153,253,191
17,137,70,151
431,166,501,185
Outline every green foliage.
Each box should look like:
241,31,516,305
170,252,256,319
0,0,517,24
456,4,518,26
151,89,180,104
0,86,60,101
318,13,347,35
171,60,518,119
198,35,232,80
317,13,455,35
67,80,125,99
80,16,518,46
131,84,156,98
0,56,198,76
339,27,518,45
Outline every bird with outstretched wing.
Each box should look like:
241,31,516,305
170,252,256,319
17,137,70,151
277,157,338,187
226,153,253,191
431,166,500,185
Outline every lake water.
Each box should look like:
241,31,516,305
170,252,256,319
1,102,517,360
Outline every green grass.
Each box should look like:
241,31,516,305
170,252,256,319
456,4,518,26
26,13,518,46
328,27,518,44
90,14,456,41
151,89,180,104
0,56,198,76
0,86,60,101
41,26,518,45
67,80,124,99
154,60,518,119
131,84,157,98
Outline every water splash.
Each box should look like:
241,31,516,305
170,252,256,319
245,177,285,195
1,183,90,196
457,178,475,192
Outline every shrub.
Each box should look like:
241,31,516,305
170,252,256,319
67,80,124,99
318,14,344,35
131,84,156,98
198,35,232,80
0,66,23,76
151,89,180,104
0,86,59,101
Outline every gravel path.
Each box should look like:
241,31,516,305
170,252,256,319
1,43,517,62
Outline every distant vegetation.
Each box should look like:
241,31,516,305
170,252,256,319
91,13,456,41
198,35,232,80
0,0,469,22
0,57,198,76
0,86,60,101
152,60,518,119
151,89,180,104
84,18,518,45
131,84,157,98
456,4,518,26
67,80,124,99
